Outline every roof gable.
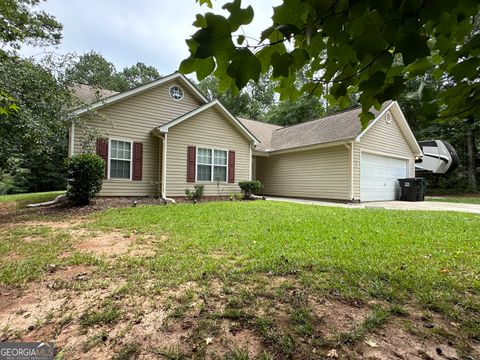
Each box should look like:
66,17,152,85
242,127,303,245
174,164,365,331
157,100,259,145
72,73,208,116
355,101,422,156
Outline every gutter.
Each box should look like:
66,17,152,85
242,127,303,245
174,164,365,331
256,138,355,156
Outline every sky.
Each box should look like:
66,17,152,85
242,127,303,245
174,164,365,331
21,0,280,76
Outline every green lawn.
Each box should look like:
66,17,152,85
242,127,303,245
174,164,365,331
1,200,479,357
427,195,480,205
89,201,480,337
0,191,65,207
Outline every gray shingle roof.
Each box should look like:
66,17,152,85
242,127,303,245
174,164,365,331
237,118,282,151
240,101,392,152
71,84,118,105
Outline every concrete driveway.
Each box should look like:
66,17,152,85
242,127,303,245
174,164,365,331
265,196,480,214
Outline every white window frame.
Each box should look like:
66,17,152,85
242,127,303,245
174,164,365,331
195,146,228,183
169,85,184,101
108,138,133,181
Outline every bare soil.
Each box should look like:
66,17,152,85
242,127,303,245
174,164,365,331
1,270,478,359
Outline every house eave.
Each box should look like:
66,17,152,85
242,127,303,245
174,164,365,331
254,138,355,156
72,72,208,116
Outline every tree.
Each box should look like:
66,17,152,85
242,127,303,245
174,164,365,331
114,62,160,91
181,0,480,127
0,0,62,51
64,51,117,90
398,76,479,192
0,0,63,114
198,73,275,119
0,55,73,188
265,95,325,126
65,53,161,92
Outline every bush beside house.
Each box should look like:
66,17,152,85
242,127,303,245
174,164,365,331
66,154,104,204
238,180,263,199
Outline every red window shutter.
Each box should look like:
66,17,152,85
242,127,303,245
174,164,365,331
187,146,196,182
132,142,143,181
96,138,108,179
228,150,235,183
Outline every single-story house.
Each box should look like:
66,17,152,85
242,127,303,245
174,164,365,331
70,73,422,202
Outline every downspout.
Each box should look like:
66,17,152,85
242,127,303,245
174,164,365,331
158,133,175,203
350,142,354,201
68,121,75,157
345,142,354,201
249,144,253,180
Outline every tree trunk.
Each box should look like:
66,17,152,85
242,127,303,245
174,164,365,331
466,116,477,191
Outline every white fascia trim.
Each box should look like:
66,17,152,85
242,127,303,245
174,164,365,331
159,100,260,145
72,73,208,116
265,138,355,156
355,101,422,157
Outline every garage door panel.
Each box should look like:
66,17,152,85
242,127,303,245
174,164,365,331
361,153,408,202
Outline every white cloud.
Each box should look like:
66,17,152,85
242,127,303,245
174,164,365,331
20,0,281,75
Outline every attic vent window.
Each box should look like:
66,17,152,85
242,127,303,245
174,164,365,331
386,111,392,124
169,85,184,100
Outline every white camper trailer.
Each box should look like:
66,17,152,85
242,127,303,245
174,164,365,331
415,140,459,176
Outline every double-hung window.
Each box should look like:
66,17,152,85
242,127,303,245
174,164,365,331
197,147,227,182
109,139,132,179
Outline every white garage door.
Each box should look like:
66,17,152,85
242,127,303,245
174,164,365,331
360,152,408,201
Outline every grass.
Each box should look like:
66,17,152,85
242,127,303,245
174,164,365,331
79,306,122,328
89,201,480,336
427,195,480,205
2,200,480,357
335,305,391,345
0,225,101,284
0,191,65,207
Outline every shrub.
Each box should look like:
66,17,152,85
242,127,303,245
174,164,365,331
238,180,262,198
66,154,104,205
229,192,244,201
185,184,204,202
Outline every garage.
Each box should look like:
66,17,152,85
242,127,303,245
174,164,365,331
360,152,408,201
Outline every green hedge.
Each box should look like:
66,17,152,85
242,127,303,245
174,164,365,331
66,154,104,205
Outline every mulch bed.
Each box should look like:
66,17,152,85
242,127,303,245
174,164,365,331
0,196,244,225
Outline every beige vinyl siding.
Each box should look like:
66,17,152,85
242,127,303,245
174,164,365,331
352,109,415,200
256,145,351,200
72,79,202,196
165,107,251,197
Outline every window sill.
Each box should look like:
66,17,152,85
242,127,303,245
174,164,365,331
195,181,230,184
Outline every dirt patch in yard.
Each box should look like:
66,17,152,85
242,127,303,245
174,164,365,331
70,230,161,258
309,297,371,337
73,230,134,257
1,274,479,359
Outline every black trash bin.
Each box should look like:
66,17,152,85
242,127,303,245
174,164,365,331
416,178,428,201
398,178,418,201
398,178,427,201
